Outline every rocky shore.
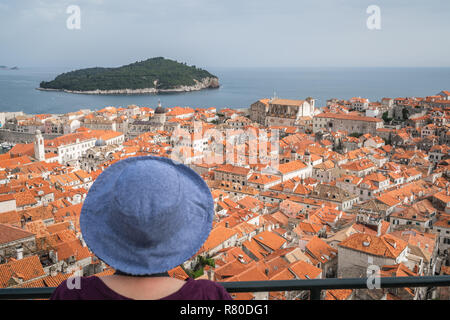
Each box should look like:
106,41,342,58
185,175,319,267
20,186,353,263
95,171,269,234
37,77,220,95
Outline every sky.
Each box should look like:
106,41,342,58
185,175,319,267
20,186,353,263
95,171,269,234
0,0,449,69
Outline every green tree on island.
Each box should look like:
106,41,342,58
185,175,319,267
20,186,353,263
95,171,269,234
40,57,218,92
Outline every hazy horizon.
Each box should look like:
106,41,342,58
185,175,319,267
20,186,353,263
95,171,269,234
1,0,450,69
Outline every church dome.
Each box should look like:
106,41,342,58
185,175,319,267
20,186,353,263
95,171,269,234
155,106,166,114
95,139,106,147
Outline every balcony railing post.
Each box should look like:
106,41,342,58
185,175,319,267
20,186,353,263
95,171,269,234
310,288,321,300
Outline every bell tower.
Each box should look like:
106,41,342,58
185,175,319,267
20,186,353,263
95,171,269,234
34,130,45,162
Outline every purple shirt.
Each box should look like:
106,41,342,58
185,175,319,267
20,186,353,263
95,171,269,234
50,276,233,300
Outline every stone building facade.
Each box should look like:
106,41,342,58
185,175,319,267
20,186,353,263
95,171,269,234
313,113,384,135
250,97,316,127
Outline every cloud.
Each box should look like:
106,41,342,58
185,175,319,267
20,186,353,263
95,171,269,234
0,0,449,67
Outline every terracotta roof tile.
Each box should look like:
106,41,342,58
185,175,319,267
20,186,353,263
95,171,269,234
0,224,34,245
0,255,45,288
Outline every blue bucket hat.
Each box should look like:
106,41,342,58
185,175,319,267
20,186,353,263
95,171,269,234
80,156,214,275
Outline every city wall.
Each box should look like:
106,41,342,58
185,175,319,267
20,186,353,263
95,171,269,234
0,129,62,143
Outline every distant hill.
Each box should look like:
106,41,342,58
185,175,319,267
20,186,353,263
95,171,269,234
39,57,219,94
0,66,18,70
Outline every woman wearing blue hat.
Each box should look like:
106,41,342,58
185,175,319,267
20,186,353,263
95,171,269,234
51,156,233,300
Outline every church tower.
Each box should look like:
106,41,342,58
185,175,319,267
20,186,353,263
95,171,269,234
306,97,315,116
153,100,167,125
34,130,45,162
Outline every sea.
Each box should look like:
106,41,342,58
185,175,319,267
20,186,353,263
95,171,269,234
0,67,450,115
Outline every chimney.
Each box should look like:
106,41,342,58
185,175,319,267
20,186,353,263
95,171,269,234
16,246,24,260
50,267,58,277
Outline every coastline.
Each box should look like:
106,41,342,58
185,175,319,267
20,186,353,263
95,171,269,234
36,77,220,95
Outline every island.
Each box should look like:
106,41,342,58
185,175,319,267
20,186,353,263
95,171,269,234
0,66,19,70
38,57,219,95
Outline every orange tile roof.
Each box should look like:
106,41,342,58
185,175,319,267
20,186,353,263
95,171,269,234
0,211,21,226
224,264,269,282
214,164,251,176
0,224,34,245
43,272,74,287
277,160,308,174
168,266,190,281
13,190,37,207
248,173,281,185
270,99,306,107
46,222,71,234
434,214,450,229
200,227,238,253
288,260,322,279
305,236,337,264
293,221,323,236
316,112,383,122
325,289,353,300
54,239,91,262
25,220,49,237
9,143,34,157
0,156,33,169
214,260,256,280
0,255,45,288
253,231,287,251
242,239,267,260
339,233,407,259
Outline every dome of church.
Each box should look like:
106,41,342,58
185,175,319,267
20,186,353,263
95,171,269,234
95,139,106,147
155,106,166,114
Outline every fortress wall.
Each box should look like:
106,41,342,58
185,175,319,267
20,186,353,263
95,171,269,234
0,130,62,143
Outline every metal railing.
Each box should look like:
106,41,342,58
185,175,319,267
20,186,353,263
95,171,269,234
0,275,449,300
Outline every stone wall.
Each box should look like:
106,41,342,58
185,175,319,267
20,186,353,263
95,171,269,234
337,246,396,278
0,129,62,143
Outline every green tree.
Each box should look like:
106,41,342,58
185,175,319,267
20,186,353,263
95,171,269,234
349,133,363,138
382,111,392,123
